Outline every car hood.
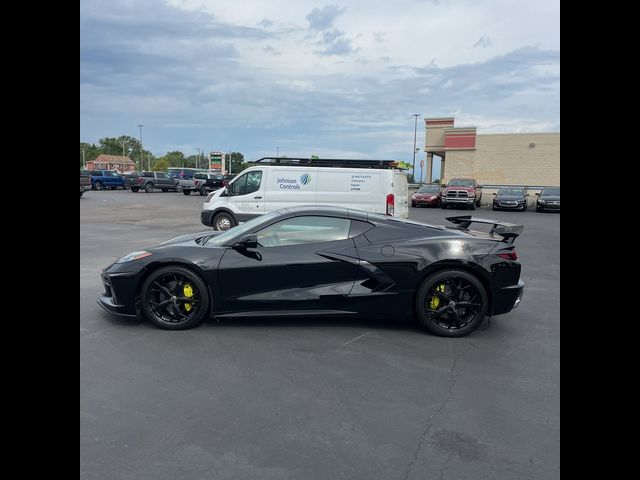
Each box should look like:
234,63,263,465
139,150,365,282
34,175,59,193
496,195,524,201
539,195,560,201
158,231,221,247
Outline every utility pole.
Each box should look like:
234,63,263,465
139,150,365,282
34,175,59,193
196,148,201,170
411,114,420,183
276,146,279,158
82,149,86,168
138,124,144,171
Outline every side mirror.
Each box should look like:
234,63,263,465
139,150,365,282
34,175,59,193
233,234,258,250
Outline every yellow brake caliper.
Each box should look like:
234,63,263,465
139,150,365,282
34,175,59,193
428,284,446,310
183,284,194,312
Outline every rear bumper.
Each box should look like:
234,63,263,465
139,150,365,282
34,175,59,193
491,281,525,316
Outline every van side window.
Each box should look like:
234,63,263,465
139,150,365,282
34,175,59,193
230,171,262,196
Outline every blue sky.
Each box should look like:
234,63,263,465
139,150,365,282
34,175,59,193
80,0,559,181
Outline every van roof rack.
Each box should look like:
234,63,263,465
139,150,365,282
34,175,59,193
249,157,400,169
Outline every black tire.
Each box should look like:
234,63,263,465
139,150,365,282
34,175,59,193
176,185,183,193
131,187,140,192
492,205,497,211
470,203,476,210
213,212,236,231
140,265,210,330
94,181,103,191
199,187,207,196
412,202,416,208
80,189,84,198
441,203,447,209
476,198,482,207
145,183,154,193
415,269,488,337
536,206,542,212
182,190,191,196
162,188,168,192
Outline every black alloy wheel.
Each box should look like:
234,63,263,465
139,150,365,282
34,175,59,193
140,266,210,330
416,269,488,337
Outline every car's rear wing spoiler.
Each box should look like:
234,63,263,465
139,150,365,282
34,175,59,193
446,215,524,243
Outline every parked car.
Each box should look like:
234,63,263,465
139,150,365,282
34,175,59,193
536,187,560,212
223,174,236,186
201,157,409,231
90,170,125,190
411,184,442,207
182,173,225,196
98,206,525,337
80,171,91,197
167,167,206,180
492,187,529,211
130,171,181,193
441,178,483,210
121,171,140,190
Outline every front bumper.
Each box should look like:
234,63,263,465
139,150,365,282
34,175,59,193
201,210,215,227
97,296,136,317
491,281,525,315
412,198,439,206
97,270,140,317
537,203,560,211
442,197,475,204
494,202,525,210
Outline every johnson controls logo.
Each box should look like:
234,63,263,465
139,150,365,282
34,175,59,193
276,173,311,190
300,173,311,185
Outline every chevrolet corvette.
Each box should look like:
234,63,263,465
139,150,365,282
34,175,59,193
98,206,524,337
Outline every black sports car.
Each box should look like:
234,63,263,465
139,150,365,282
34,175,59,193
98,206,525,337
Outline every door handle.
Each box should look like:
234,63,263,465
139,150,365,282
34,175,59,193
254,196,263,199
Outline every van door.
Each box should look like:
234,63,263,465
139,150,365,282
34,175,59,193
393,172,409,218
227,169,265,221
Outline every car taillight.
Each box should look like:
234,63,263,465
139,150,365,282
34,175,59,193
497,250,518,261
386,194,394,215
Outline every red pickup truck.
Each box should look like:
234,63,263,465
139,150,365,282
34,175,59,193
441,178,483,210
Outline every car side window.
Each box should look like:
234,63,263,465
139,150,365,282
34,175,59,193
194,173,206,180
156,173,168,179
230,171,262,196
256,216,351,247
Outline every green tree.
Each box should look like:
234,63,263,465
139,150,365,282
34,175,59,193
228,152,247,174
161,151,186,167
80,142,100,167
152,159,169,171
310,154,319,160
97,135,141,158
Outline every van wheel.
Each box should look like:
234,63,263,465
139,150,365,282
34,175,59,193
213,212,236,231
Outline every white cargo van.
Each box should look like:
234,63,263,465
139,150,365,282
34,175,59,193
200,158,409,230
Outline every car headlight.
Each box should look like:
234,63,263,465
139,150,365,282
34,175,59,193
430,196,437,200
538,199,547,204
116,250,153,263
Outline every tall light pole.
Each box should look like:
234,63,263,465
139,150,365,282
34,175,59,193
411,114,420,183
82,149,86,169
276,146,279,158
196,147,201,169
121,140,127,158
138,124,144,171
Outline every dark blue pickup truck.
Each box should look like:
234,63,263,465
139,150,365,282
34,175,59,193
90,170,125,190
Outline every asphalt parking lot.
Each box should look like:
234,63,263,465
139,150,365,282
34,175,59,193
80,190,559,480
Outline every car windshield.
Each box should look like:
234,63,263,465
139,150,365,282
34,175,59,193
498,188,524,195
204,211,283,247
417,186,440,193
542,188,560,196
448,179,474,187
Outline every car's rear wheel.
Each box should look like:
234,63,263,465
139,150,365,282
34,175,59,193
213,212,236,231
145,183,154,193
140,266,210,330
199,187,207,196
131,187,140,192
183,190,191,195
94,182,103,191
415,269,488,337
176,185,183,193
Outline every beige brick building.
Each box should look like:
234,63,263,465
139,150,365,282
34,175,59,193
424,117,559,187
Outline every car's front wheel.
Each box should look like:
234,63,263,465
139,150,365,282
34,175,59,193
94,182,103,191
415,269,488,337
213,212,236,231
140,266,211,330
